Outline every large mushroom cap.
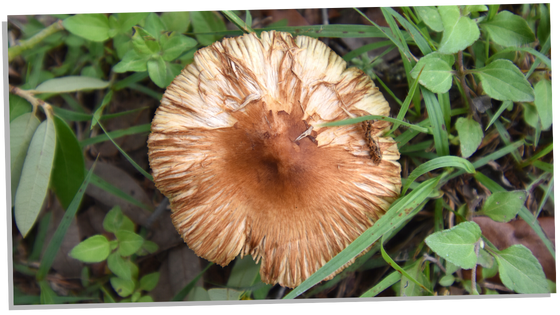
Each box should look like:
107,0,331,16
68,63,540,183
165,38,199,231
148,31,401,288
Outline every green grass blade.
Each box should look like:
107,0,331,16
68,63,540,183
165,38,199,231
95,120,153,182
15,116,56,237
472,140,524,169
438,92,451,132
535,175,553,220
319,115,430,134
360,270,401,297
52,107,92,121
128,83,163,100
532,160,554,173
379,234,435,295
113,71,149,91
172,263,214,301
222,10,255,33
90,173,153,211
383,7,432,55
395,119,431,149
37,159,97,280
80,123,151,147
283,175,442,299
402,156,475,194
342,40,393,62
421,87,449,156
486,101,513,130
390,65,424,134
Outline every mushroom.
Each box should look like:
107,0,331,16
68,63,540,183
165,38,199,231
148,31,401,288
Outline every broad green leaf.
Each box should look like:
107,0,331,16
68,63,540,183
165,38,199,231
63,14,111,42
189,287,210,301
523,102,539,129
480,11,535,47
208,288,243,300
107,252,132,280
477,248,494,268
39,279,57,304
9,94,32,122
534,79,552,130
34,76,110,94
69,235,110,263
116,12,149,34
424,221,482,269
50,116,85,209
191,11,227,46
410,52,454,93
482,252,499,279
110,277,135,297
139,272,160,291
103,206,124,233
131,26,160,56
490,244,549,293
14,118,56,237
480,191,527,222
537,4,550,46
113,33,133,59
438,6,480,54
227,256,260,289
161,11,191,33
116,230,144,256
160,33,197,61
113,50,149,73
147,56,175,88
472,59,535,102
415,6,443,32
144,13,166,40
10,113,41,202
456,117,483,158
421,88,449,156
439,275,455,287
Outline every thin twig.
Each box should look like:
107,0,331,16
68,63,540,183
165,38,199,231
9,84,53,117
8,19,64,62
471,240,481,295
422,253,446,274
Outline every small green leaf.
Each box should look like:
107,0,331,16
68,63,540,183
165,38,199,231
107,252,132,280
147,56,176,88
523,102,539,129
63,14,111,42
138,240,158,255
139,272,160,291
480,191,527,222
415,6,443,32
456,117,483,158
50,116,85,210
191,11,227,46
490,244,549,293
144,13,166,40
227,256,261,289
103,206,124,233
9,94,32,122
438,6,480,54
439,275,455,287
112,50,149,73
110,277,135,297
161,12,191,33
425,221,482,269
69,235,111,263
472,59,535,102
476,248,494,268
480,11,535,47
410,52,454,93
14,117,56,237
160,33,197,61
10,113,41,201
116,12,149,34
534,79,552,130
34,76,110,94
537,4,550,46
116,230,144,256
482,252,499,279
132,26,160,56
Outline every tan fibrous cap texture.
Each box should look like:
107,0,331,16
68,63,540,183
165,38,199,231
148,31,401,288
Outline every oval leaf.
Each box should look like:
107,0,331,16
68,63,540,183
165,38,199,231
191,11,227,46
534,79,552,130
456,117,483,158
107,251,132,280
438,6,480,54
10,113,41,201
491,244,549,293
63,14,111,42
139,272,160,291
116,230,144,256
14,118,56,237
103,206,124,233
69,235,110,263
480,11,535,47
415,6,443,32
480,190,527,222
110,277,135,297
51,115,85,209
410,52,454,93
472,59,534,102
35,76,110,94
425,221,482,269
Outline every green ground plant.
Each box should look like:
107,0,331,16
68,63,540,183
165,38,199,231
8,4,553,304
